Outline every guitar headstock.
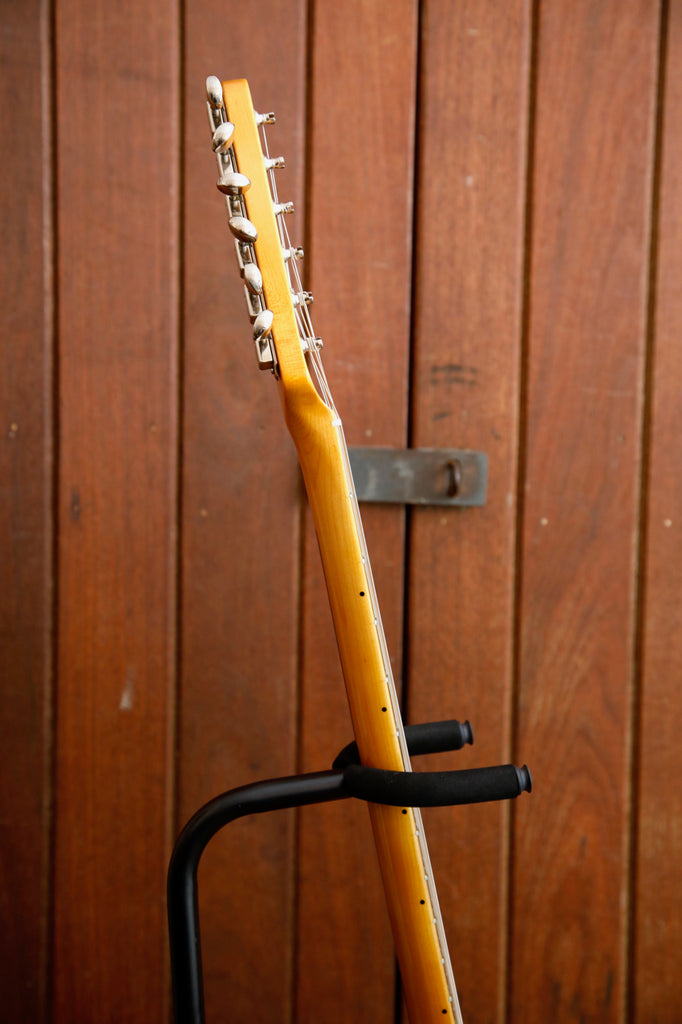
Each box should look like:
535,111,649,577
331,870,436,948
206,76,324,401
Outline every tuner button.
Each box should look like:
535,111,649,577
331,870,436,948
217,172,251,196
229,216,258,243
243,263,263,295
206,76,224,109
253,309,274,342
212,121,235,153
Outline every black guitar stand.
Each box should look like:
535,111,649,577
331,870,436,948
167,719,531,1024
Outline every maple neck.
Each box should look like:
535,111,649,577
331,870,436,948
287,393,462,1023
209,76,463,1023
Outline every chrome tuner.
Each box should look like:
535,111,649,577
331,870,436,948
205,76,223,109
212,122,235,153
217,172,251,196
228,216,258,243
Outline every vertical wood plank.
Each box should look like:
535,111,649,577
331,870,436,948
634,3,682,1019
180,4,307,1022
409,4,530,1021
0,1,54,1019
296,2,418,1020
511,3,660,1021
52,2,179,1020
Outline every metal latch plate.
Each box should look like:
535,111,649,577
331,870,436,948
348,447,487,507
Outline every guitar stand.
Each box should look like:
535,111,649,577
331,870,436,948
167,718,531,1024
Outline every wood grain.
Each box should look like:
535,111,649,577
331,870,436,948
180,5,307,1021
0,1,54,1019
511,3,660,1021
297,2,418,1020
408,4,531,1021
52,2,179,1020
2,5,681,1021
634,4,682,1019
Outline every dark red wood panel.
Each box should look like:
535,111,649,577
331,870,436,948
0,1,54,1019
511,3,660,1021
296,2,418,1020
634,4,682,1019
409,3,531,1020
52,2,179,1020
180,4,307,1022
3,5,681,1022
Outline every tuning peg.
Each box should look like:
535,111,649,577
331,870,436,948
244,289,263,322
229,216,258,243
253,309,274,342
264,155,285,170
243,263,263,295
217,172,251,196
292,291,313,307
301,336,323,354
212,122,235,153
283,246,304,261
273,201,294,216
206,76,223,109
255,111,276,125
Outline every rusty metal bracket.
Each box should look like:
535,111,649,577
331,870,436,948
348,447,487,507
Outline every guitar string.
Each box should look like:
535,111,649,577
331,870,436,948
259,125,412,757
260,120,463,1022
260,124,336,412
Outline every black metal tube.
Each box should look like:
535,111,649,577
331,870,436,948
168,734,532,1022
167,771,348,1024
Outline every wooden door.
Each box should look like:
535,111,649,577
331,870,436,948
2,2,680,1022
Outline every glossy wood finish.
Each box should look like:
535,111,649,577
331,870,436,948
180,7,306,1022
52,1,180,1020
2,3,681,1022
511,3,660,1021
409,4,531,1019
0,1,54,1020
634,4,682,1020
297,4,419,1021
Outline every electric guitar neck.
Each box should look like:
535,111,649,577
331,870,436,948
206,75,462,1023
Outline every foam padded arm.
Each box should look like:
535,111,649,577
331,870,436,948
342,762,532,808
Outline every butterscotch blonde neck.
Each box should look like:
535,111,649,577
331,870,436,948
220,75,462,1022
285,388,462,1023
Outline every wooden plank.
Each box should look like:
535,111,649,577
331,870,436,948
634,4,682,1019
179,5,307,1022
511,3,660,1021
296,2,418,1020
52,2,179,1021
408,3,531,1021
0,1,54,1019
